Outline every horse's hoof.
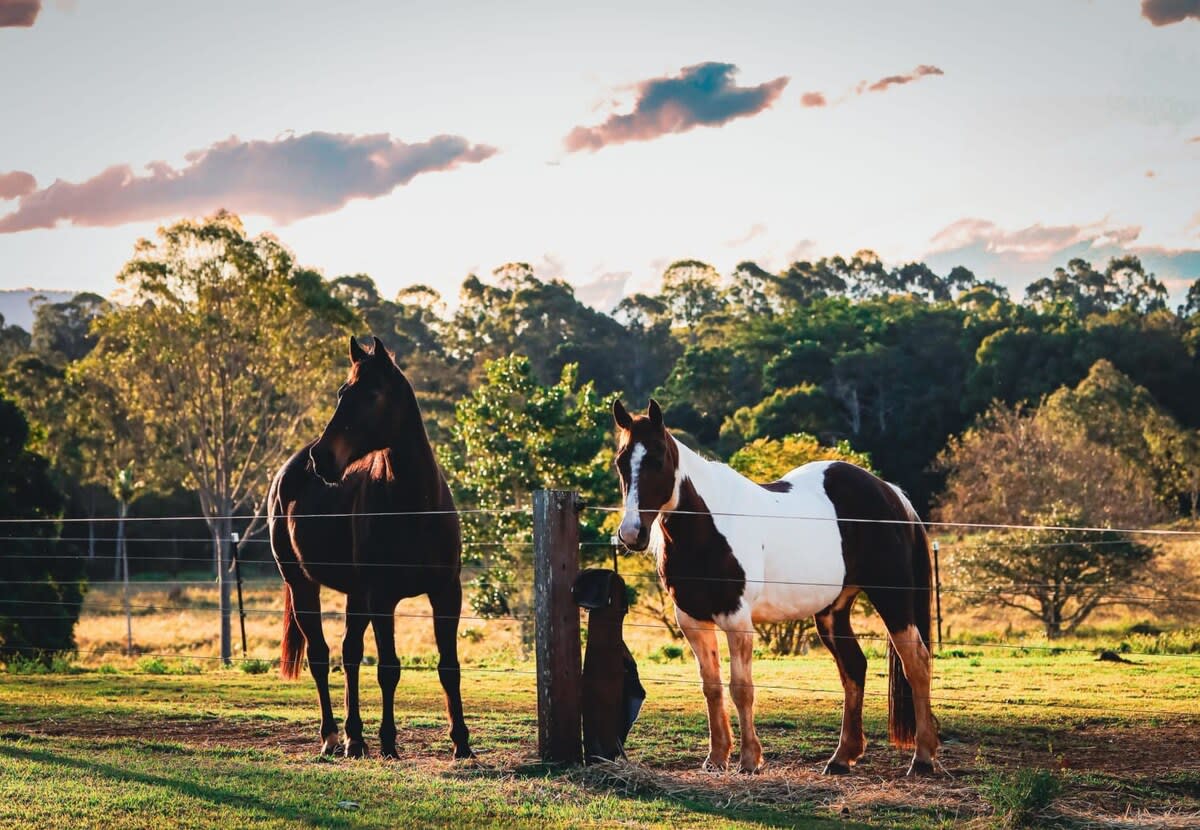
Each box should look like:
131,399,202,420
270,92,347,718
737,759,765,774
907,759,936,776
452,746,475,760
345,739,368,759
380,745,398,760
321,734,341,756
823,761,852,776
701,756,729,772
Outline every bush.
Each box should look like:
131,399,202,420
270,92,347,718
646,644,685,663
4,652,76,674
239,658,270,675
137,656,169,674
980,767,1061,827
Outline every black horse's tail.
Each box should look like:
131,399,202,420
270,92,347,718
887,503,934,749
280,583,305,680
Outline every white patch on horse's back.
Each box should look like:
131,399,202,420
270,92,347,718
667,445,847,626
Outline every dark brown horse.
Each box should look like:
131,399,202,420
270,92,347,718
268,336,472,759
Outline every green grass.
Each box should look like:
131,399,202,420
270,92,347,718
0,651,1197,828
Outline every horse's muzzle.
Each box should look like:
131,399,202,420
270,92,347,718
618,525,650,552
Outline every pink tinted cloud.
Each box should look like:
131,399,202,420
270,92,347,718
564,62,789,152
0,171,36,200
0,0,39,27
929,218,1142,262
1141,0,1200,26
862,65,944,94
0,131,497,233
800,91,828,108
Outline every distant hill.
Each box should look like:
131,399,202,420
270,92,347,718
0,289,76,331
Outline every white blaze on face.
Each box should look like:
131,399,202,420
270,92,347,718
618,443,646,546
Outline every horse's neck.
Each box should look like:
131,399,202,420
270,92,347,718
668,435,754,511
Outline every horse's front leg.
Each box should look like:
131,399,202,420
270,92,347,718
341,592,370,758
678,608,732,770
725,618,764,773
370,597,401,759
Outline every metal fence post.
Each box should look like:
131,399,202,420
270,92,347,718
932,540,943,650
232,531,247,658
533,489,583,764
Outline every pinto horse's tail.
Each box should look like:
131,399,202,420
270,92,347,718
887,497,934,749
280,583,305,680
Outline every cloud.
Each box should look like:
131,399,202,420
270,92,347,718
0,0,39,27
800,91,827,108
574,271,630,312
0,171,36,200
0,131,497,233
928,218,1142,262
924,216,1200,299
1141,0,1200,26
564,62,789,152
726,222,767,247
860,65,944,95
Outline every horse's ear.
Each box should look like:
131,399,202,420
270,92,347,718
613,399,633,430
371,336,390,362
349,336,368,364
648,398,664,429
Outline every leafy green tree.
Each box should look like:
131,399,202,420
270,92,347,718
658,260,728,335
439,355,617,642
0,314,30,365
1043,359,1200,514
30,292,109,364
728,433,874,481
75,211,348,662
1025,255,1167,316
937,403,1163,637
0,392,84,663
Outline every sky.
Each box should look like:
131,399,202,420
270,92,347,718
1,0,1199,310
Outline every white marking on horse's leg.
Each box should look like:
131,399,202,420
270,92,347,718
677,607,731,770
618,443,645,546
891,624,939,767
725,622,763,773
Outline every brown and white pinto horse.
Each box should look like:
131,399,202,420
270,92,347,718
268,336,472,760
612,399,939,776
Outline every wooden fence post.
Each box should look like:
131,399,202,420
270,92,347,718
932,540,943,651
533,489,583,764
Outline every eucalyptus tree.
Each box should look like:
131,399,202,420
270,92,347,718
77,212,349,662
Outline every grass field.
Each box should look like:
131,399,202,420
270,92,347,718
2,639,1198,827
3,539,1199,828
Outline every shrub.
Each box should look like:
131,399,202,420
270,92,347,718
137,656,168,675
239,658,270,675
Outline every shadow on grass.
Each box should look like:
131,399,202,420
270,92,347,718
512,760,879,830
0,742,356,829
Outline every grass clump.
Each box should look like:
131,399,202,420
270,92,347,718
238,658,270,675
4,653,77,674
137,656,169,675
979,767,1061,827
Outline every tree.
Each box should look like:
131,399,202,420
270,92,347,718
76,212,348,663
1042,359,1200,514
936,404,1163,637
728,433,874,482
658,259,727,336
0,392,84,663
30,292,109,364
438,355,615,644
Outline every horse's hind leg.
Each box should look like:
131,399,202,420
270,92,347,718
341,592,371,758
429,582,473,759
814,591,867,774
369,597,401,759
290,580,340,754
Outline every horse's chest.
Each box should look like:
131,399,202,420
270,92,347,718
657,523,747,622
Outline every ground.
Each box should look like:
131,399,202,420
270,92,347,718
2,540,1199,828
1,649,1197,828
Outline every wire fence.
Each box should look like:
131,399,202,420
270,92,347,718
4,503,1199,719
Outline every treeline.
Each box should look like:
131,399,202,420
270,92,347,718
4,212,1200,650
